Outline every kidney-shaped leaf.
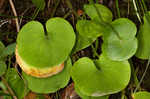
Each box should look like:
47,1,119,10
135,12,150,59
17,17,75,68
102,18,137,61
71,55,131,96
84,4,113,23
23,58,72,93
76,20,103,38
133,91,150,99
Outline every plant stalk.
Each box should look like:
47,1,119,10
1,76,17,99
50,0,61,18
134,57,150,93
132,0,142,23
65,0,81,19
115,0,120,18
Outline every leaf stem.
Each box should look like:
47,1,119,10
138,0,145,15
129,59,139,89
132,0,142,23
134,57,150,93
50,0,61,18
115,0,120,18
9,0,20,32
65,0,81,19
32,7,40,20
91,44,99,58
141,0,147,12
95,39,99,52
63,10,72,19
1,76,17,99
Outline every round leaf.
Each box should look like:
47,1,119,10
17,17,75,68
102,18,137,61
76,20,103,38
71,55,131,96
84,4,113,23
136,12,150,59
133,91,150,99
0,61,6,76
23,58,72,93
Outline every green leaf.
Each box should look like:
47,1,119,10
0,81,7,91
0,41,5,54
5,68,27,99
17,17,75,68
74,4,113,53
3,96,12,99
0,91,11,96
76,20,103,38
0,61,7,76
1,43,16,58
73,34,96,53
23,58,72,93
36,94,45,99
133,91,150,99
32,0,45,10
71,55,131,96
102,18,137,61
75,86,109,99
74,19,103,53
135,12,150,59
84,4,113,23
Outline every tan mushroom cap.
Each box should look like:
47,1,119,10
15,47,64,78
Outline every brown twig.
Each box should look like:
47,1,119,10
47,0,52,9
1,76,18,99
9,0,20,32
128,0,130,17
0,0,5,13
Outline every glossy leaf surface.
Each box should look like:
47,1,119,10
133,91,150,99
17,18,75,68
23,58,72,93
75,86,109,99
84,4,113,23
71,55,131,96
102,18,137,61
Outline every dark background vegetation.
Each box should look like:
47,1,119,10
1,0,150,99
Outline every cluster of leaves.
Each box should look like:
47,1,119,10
1,0,150,99
0,42,26,99
72,3,135,99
